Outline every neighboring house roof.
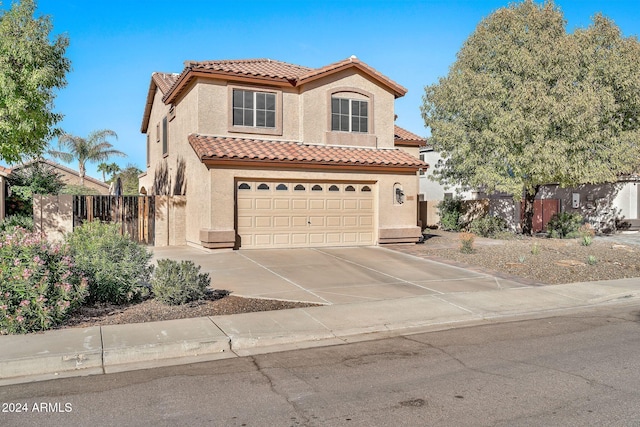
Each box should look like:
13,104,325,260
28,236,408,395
394,125,427,147
7,159,109,189
142,56,407,132
0,165,11,177
188,134,426,172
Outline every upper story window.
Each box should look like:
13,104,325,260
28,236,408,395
162,116,168,156
331,97,368,133
233,89,276,128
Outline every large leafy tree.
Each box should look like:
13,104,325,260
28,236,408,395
422,0,640,234
49,129,126,186
0,0,70,163
116,164,142,195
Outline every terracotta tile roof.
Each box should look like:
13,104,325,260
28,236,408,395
394,125,425,143
184,59,312,81
0,165,11,177
188,134,426,170
298,57,407,97
152,72,179,95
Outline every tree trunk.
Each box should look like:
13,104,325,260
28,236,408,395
79,162,85,187
521,185,540,235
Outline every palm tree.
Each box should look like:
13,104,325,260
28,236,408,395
49,130,126,186
97,162,121,182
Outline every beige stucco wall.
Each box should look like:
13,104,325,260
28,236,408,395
33,194,74,242
300,69,396,148
141,66,421,249
191,167,419,249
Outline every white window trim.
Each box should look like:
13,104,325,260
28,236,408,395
227,84,283,136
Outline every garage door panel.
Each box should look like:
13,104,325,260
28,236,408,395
360,199,373,210
237,180,375,249
292,200,307,210
326,233,341,243
237,198,253,210
343,233,358,243
343,199,358,210
292,216,308,227
273,216,290,227
309,216,324,226
273,234,290,245
327,199,341,209
360,216,373,226
309,199,325,210
255,216,271,227
292,234,308,244
254,234,272,246
326,216,341,227
343,216,358,227
274,199,290,209
237,216,253,228
309,234,325,244
255,199,272,209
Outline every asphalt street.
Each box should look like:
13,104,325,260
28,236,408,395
1,303,639,427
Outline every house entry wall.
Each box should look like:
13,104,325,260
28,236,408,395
236,180,375,248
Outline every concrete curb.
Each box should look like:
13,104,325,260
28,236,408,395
1,278,639,386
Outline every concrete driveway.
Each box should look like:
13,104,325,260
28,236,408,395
151,246,528,305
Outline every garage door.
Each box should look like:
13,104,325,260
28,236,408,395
237,180,375,248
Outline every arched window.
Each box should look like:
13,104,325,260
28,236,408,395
312,185,323,191
238,183,251,190
294,184,306,191
276,183,288,190
257,183,270,190
361,185,371,192
345,185,355,192
329,185,340,192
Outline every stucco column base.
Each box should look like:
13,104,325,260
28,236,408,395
200,229,236,249
378,227,422,244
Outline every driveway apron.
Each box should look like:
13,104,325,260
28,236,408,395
151,246,528,305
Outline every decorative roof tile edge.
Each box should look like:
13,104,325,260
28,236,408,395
187,133,427,173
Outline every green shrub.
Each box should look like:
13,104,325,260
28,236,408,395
0,228,88,334
65,221,153,304
587,255,598,265
438,196,463,231
468,215,508,238
547,212,584,239
152,259,210,305
0,214,34,232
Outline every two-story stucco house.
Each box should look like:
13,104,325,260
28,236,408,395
139,56,426,250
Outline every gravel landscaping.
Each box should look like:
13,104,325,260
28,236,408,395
61,230,640,329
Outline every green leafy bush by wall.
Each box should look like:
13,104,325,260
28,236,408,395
437,196,464,231
0,228,88,334
65,221,153,304
468,215,508,238
152,259,210,305
0,214,34,232
547,212,584,239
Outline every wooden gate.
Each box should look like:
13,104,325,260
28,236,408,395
521,199,559,232
73,196,155,245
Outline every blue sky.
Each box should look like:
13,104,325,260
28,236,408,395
8,0,640,178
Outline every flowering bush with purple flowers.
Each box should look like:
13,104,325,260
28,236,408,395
0,228,88,334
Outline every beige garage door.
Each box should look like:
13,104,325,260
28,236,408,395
237,180,375,248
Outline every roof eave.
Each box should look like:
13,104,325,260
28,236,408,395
163,69,294,105
200,157,422,174
297,61,408,98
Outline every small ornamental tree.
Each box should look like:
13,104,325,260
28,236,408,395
0,0,70,163
422,0,640,234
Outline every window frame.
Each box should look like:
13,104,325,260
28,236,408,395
228,84,283,136
162,116,168,156
331,97,368,133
